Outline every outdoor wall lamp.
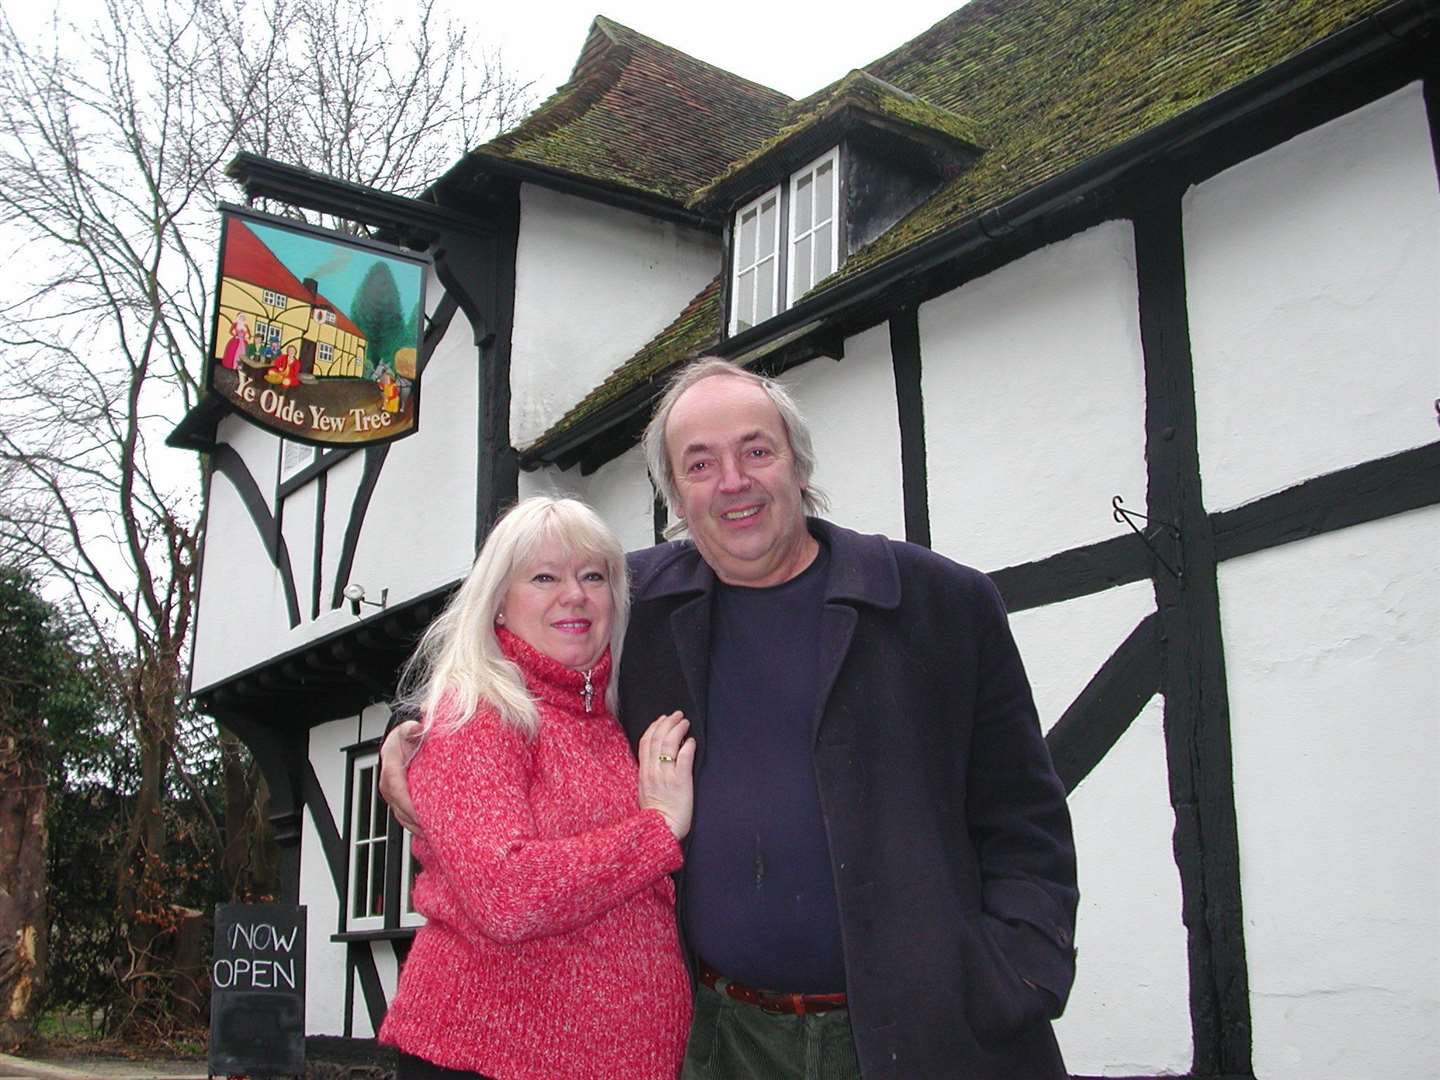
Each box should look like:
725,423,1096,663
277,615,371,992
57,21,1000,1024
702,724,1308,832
342,583,389,617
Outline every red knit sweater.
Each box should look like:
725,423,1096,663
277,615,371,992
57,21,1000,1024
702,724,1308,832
379,630,691,1080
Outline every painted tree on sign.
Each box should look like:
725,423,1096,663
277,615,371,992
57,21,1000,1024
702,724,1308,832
352,261,408,376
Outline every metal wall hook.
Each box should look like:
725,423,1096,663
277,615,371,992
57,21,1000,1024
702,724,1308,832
1113,495,1184,580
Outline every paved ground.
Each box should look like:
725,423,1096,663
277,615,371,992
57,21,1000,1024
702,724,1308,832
0,1052,208,1080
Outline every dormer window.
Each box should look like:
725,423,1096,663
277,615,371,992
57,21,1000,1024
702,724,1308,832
788,149,838,302
728,148,841,335
731,186,780,333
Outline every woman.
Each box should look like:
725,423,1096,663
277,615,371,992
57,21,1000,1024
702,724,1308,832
379,496,696,1080
220,311,250,370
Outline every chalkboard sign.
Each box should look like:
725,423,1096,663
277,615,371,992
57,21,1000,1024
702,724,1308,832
210,903,306,1077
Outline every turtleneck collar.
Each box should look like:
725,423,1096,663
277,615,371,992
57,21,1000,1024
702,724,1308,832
497,626,612,717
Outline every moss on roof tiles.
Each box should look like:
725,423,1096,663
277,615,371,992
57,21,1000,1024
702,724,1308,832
688,69,984,209
822,0,1390,283
474,16,792,203
523,276,722,452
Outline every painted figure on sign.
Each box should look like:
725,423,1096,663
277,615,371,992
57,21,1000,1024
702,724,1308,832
265,344,301,390
377,365,400,413
220,312,250,370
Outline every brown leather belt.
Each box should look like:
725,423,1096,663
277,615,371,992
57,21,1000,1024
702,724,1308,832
697,960,848,1016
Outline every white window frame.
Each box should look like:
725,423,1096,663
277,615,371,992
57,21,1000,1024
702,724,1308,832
787,148,840,304
279,438,316,483
398,828,425,928
261,288,287,310
317,341,334,366
346,752,388,931
728,185,782,335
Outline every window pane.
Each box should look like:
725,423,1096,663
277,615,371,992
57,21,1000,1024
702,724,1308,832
738,209,756,268
758,196,777,257
357,768,374,839
793,234,812,297
815,161,834,222
351,846,369,918
372,777,388,836
369,839,386,916
815,222,833,282
795,174,813,232
737,269,755,329
756,257,775,322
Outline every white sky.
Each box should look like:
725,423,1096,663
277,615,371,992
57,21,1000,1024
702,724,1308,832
458,1,970,101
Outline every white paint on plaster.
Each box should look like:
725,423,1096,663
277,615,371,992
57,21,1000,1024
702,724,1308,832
509,184,720,447
1221,507,1440,1080
303,716,356,1037
573,446,658,553
359,702,392,742
919,219,1147,573
1056,694,1191,1076
335,305,480,616
1008,580,1155,735
193,300,482,688
371,940,399,1010
1185,83,1440,512
518,447,657,554
279,482,318,622
778,324,905,541
319,451,366,616
192,415,286,690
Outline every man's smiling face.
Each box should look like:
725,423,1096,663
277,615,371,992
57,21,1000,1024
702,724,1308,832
664,375,817,588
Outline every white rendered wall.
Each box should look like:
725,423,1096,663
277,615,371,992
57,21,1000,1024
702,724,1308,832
1009,580,1156,735
1009,582,1189,1073
192,296,480,692
919,220,1147,573
518,446,657,554
1186,83,1440,512
1221,508,1440,1080
303,716,355,1037
192,416,295,690
509,184,720,447
778,324,905,541
341,303,480,611
1059,696,1190,1075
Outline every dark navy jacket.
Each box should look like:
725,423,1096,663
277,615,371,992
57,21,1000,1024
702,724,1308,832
619,519,1077,1080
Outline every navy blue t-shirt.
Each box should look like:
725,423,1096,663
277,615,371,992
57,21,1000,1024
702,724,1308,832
681,543,847,992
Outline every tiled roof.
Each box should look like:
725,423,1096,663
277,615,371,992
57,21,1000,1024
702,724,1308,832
519,0,1399,455
825,0,1392,283
471,16,792,203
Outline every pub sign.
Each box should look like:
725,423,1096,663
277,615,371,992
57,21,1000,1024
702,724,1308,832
208,206,428,446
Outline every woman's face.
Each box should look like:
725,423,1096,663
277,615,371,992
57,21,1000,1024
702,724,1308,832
499,540,613,672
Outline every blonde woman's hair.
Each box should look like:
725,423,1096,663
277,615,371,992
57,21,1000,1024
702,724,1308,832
394,496,630,738
641,357,829,539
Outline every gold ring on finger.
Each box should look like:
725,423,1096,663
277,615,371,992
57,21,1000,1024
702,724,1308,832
658,753,675,764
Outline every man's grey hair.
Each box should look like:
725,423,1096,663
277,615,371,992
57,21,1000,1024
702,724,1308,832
641,357,829,538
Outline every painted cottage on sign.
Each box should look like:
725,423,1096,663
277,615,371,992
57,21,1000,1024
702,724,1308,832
171,1,1439,1076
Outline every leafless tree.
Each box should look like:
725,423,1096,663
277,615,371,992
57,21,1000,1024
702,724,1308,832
0,0,530,1035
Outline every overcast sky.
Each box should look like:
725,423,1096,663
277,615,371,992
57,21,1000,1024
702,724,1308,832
467,1,971,101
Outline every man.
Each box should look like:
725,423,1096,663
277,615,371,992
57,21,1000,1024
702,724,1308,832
382,358,1077,1079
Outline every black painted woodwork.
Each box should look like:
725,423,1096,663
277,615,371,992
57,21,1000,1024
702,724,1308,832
990,534,1151,614
888,308,931,548
1046,614,1161,795
1135,192,1252,1078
